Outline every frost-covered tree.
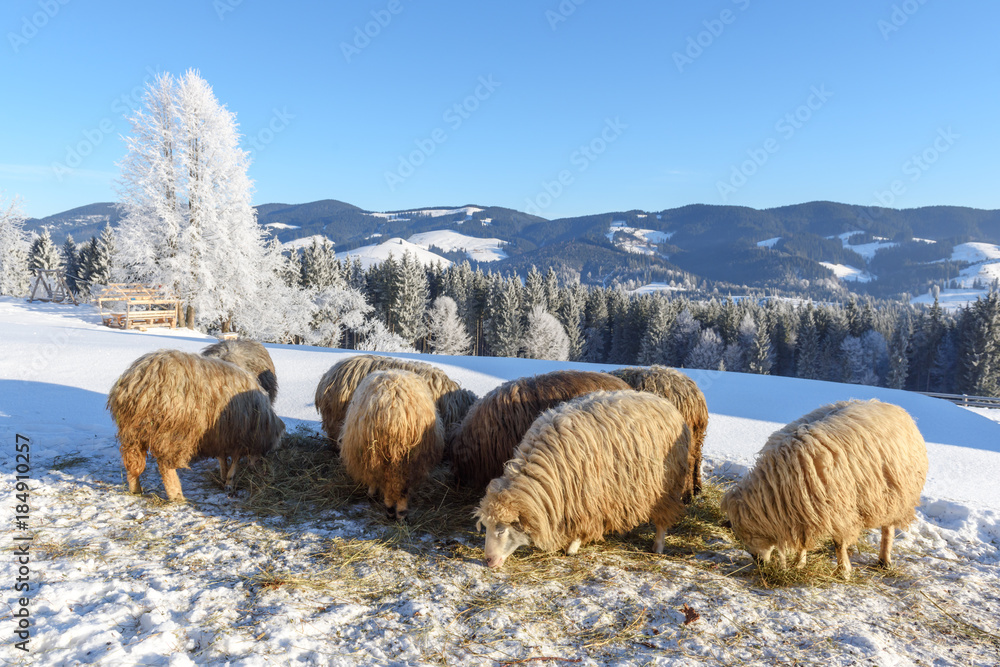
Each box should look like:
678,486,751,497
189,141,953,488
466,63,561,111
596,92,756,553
795,307,820,379
62,235,80,293
886,311,911,389
686,328,724,370
29,229,62,272
670,307,701,367
956,291,1000,396
524,265,546,312
581,288,610,362
392,251,429,344
484,274,522,357
556,283,585,361
426,295,471,355
116,70,268,332
638,297,674,366
356,319,415,353
522,305,570,361
0,196,31,296
306,284,371,348
746,316,774,375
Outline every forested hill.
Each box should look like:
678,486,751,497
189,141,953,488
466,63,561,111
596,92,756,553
24,200,1000,300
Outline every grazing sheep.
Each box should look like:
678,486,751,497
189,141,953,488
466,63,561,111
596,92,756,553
339,369,445,521
108,349,286,502
451,370,630,490
720,399,928,578
607,365,708,502
474,390,691,568
315,354,475,449
202,338,278,404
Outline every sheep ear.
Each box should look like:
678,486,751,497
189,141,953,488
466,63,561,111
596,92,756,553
511,519,523,532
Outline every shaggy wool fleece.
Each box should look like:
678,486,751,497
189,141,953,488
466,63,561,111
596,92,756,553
202,338,279,404
339,369,445,519
108,349,285,500
315,355,474,448
475,390,691,554
607,365,708,502
451,370,630,490
721,399,928,575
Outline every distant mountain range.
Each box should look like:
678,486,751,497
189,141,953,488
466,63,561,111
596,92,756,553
25,200,1000,301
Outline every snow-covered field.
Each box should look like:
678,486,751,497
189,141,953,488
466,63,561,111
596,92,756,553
335,237,453,269
3,298,1000,666
913,242,1000,310
407,230,508,263
833,231,897,260
819,261,872,283
607,221,673,256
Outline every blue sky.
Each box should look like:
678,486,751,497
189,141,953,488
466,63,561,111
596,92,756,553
2,0,998,220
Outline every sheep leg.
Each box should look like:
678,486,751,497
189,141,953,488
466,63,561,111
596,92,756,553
566,538,582,556
878,525,895,569
218,456,230,482
156,461,185,502
394,497,409,523
795,549,808,568
834,541,852,579
777,550,788,569
224,457,241,495
653,525,666,554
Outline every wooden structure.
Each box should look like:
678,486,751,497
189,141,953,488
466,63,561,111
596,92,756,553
27,269,78,305
94,283,182,330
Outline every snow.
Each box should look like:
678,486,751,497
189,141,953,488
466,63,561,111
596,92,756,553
627,282,688,296
947,241,1000,264
264,223,299,230
912,242,1000,310
756,237,781,248
3,297,1000,666
606,221,673,256
281,234,330,250
335,237,452,269
407,230,507,262
369,206,482,220
819,261,873,283
833,231,897,260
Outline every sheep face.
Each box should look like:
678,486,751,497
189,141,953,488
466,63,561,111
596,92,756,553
479,518,531,569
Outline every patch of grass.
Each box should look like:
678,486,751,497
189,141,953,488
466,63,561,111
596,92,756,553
49,453,90,471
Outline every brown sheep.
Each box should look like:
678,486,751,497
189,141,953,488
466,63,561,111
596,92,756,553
606,366,708,502
474,390,691,568
339,369,445,521
720,399,928,578
202,338,278,404
450,370,630,490
108,349,285,502
315,354,475,449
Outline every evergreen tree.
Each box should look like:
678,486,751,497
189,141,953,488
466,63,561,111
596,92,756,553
75,237,98,293
484,274,522,357
930,326,958,394
29,229,62,272
581,288,610,362
89,224,115,288
909,297,945,391
956,291,1000,396
818,307,849,382
670,307,701,367
280,249,303,288
638,297,675,366
61,234,80,293
544,268,561,313
795,307,820,379
392,251,429,345
556,283,586,361
747,318,774,375
886,311,911,389
522,305,571,361
426,295,471,356
686,328,724,370
523,265,546,312
0,196,31,297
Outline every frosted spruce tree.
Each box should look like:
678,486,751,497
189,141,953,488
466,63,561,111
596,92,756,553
116,70,270,332
0,196,31,296
522,305,570,361
28,229,62,272
426,295,471,355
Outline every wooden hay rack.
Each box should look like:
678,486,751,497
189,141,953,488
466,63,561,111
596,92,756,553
27,269,78,305
94,283,183,330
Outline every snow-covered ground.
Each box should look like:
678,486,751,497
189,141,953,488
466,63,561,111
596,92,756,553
407,230,507,262
819,261,872,283
912,242,1000,310
833,231,897,260
335,237,453,269
369,206,483,220
756,237,781,249
281,234,329,250
3,298,999,666
607,221,673,256
627,283,688,296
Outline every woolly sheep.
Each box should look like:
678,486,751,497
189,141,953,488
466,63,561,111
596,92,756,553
315,354,475,449
202,338,279,404
474,390,691,568
607,365,708,502
339,369,445,521
720,399,928,578
108,349,286,502
451,370,631,490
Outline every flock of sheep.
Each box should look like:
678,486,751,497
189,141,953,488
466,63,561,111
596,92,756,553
107,340,929,579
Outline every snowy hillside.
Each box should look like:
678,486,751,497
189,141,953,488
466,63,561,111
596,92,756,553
407,230,507,262
607,220,673,256
912,241,1000,310
334,237,453,269
2,298,999,665
819,261,872,283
